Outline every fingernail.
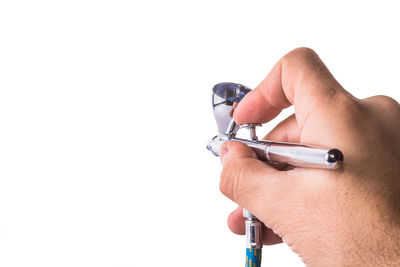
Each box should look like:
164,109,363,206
220,145,228,164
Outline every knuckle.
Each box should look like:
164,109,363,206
372,95,400,110
292,47,317,57
219,159,244,201
285,47,318,63
282,47,331,80
360,95,400,118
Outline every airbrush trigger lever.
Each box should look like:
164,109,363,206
239,123,262,141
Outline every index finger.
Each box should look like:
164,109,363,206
233,47,348,129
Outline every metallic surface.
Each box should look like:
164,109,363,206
243,209,262,249
208,137,341,168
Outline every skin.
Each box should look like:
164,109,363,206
219,48,400,266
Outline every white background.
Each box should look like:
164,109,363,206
1,0,400,266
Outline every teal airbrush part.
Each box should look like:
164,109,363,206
246,248,262,267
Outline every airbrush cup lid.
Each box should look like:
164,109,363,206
212,83,252,135
212,82,251,105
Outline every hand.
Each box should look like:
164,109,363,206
219,48,400,266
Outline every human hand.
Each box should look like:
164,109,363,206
219,48,400,266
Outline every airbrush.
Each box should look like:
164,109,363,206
207,82,343,267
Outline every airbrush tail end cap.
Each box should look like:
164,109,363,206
327,149,344,163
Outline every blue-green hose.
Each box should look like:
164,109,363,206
246,248,262,267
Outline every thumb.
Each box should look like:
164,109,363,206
219,141,291,221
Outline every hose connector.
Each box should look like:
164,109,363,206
243,209,262,249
